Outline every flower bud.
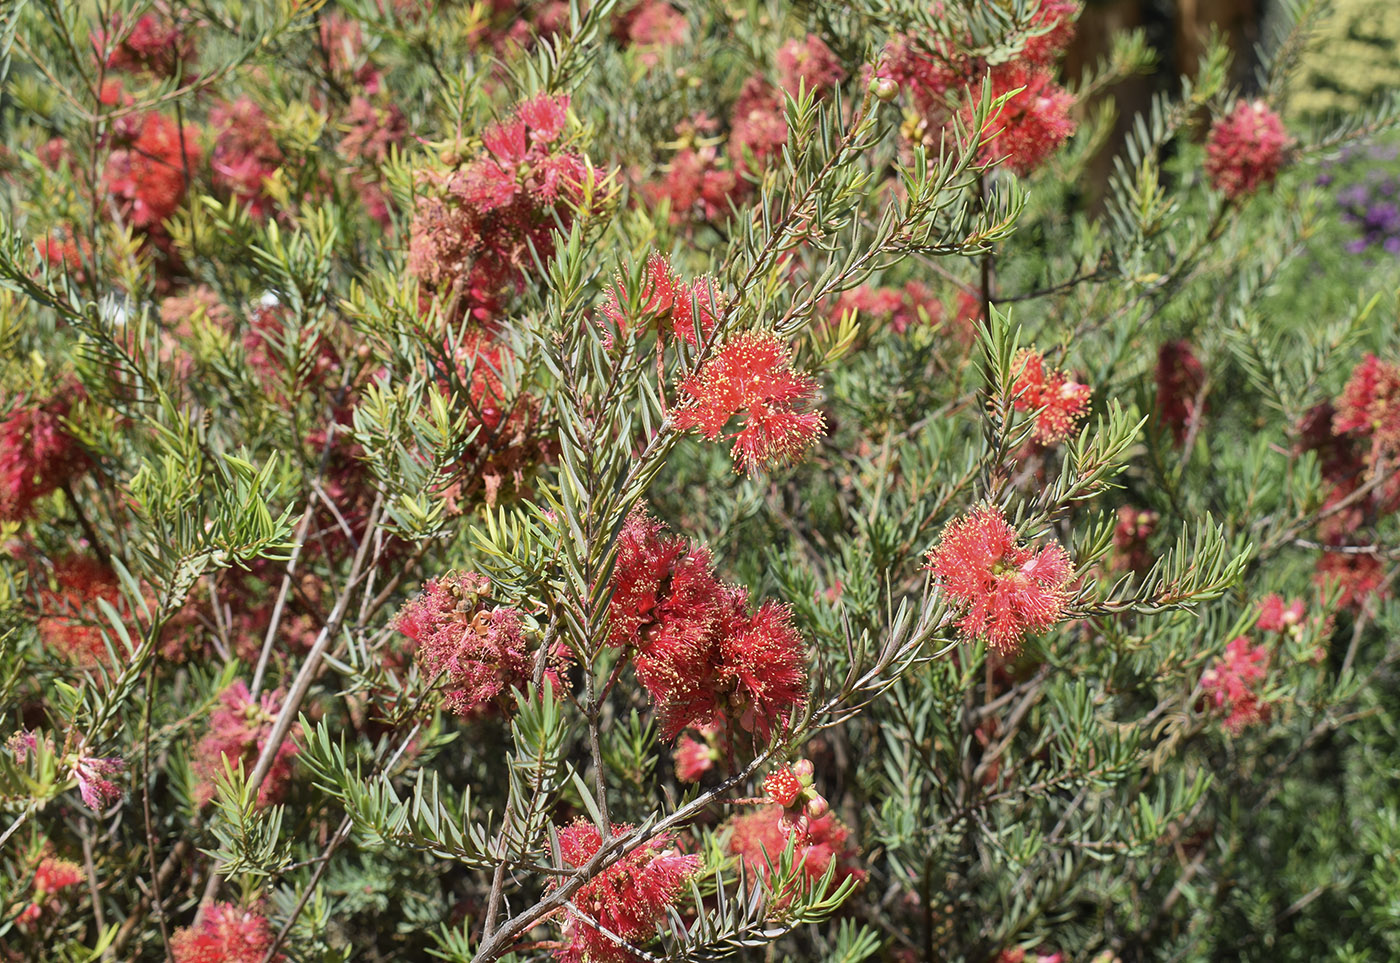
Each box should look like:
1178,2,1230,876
871,77,899,102
791,758,814,781
805,794,828,819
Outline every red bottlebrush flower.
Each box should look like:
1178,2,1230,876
1334,354,1400,453
171,902,283,963
608,510,809,740
1315,551,1387,611
1111,506,1159,573
35,554,128,667
211,97,284,219
32,856,84,896
673,331,825,474
72,753,125,811
599,253,718,348
395,572,545,718
191,682,299,808
967,63,1076,177
1299,401,1364,484
37,225,91,281
1154,340,1206,445
648,134,747,225
0,390,90,520
554,820,701,963
94,12,195,77
776,34,846,97
717,601,809,740
763,766,804,807
726,805,865,898
1256,594,1305,633
1200,636,1271,733
19,856,85,924
1010,349,1092,444
1021,0,1080,66
103,112,201,231
673,727,718,782
925,506,1075,653
828,281,944,336
408,94,586,323
1204,100,1291,200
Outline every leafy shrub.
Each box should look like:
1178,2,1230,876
0,2,1398,963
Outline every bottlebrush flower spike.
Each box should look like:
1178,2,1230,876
1021,0,1080,66
19,856,85,924
726,805,866,901
716,601,809,740
1010,349,1092,444
191,681,299,808
1333,353,1400,452
0,389,91,521
102,112,201,231
967,63,1076,177
599,253,718,347
925,506,1075,653
673,726,719,782
1256,594,1305,633
673,331,825,474
1154,340,1205,445
1199,636,1271,733
1204,100,1291,200
554,820,700,963
607,509,808,741
395,572,552,718
170,902,284,963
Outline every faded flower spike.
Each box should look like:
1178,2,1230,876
925,506,1075,653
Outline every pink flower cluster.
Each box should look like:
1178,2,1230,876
827,281,957,337
395,572,554,718
875,3,1080,176
554,820,701,963
1204,100,1291,200
599,253,718,347
191,682,299,808
1199,636,1271,733
102,109,201,232
926,506,1075,653
94,11,196,77
18,856,85,925
1010,349,1092,444
673,331,826,474
607,510,808,741
1295,355,1400,609
73,752,126,811
171,902,284,963
648,33,844,224
1154,340,1206,445
725,804,865,902
0,389,90,520
408,94,586,323
210,97,285,218
967,63,1077,177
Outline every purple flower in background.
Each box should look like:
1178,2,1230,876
1323,142,1400,255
